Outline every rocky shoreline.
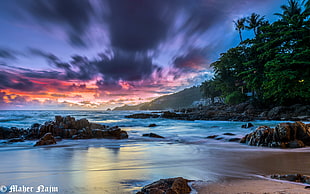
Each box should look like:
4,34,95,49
0,115,128,146
126,103,310,122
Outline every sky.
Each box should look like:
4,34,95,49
0,0,284,110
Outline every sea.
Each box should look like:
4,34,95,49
0,110,310,193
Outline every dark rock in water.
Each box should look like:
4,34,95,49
215,137,224,140
241,123,254,128
0,127,23,139
148,124,157,127
34,133,56,146
228,138,241,142
287,140,305,148
142,133,164,138
223,132,235,136
8,138,24,143
37,116,128,140
2,138,25,144
206,135,218,139
271,174,310,184
125,113,160,119
241,121,310,148
136,177,191,194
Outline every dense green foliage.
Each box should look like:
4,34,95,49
201,0,310,106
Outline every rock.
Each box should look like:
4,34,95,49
271,174,310,184
36,116,128,140
34,133,56,146
137,177,191,194
287,140,305,148
125,113,160,119
223,132,235,136
142,133,164,138
241,123,254,128
215,137,224,140
0,127,23,139
148,124,157,127
228,138,241,142
8,138,24,143
206,135,218,139
241,121,310,148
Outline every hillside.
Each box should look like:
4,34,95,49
113,86,203,110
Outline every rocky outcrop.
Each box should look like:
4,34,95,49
34,133,56,146
37,116,128,140
240,121,310,148
271,174,310,184
125,103,310,122
125,113,160,119
137,177,192,194
0,127,26,139
1,116,128,141
142,133,164,138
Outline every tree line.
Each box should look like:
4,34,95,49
201,0,310,107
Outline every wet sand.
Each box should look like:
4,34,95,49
192,179,310,194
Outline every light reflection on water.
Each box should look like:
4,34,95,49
1,110,310,193
1,139,310,193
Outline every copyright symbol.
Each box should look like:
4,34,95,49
0,185,7,193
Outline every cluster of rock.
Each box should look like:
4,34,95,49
240,121,310,148
36,116,128,140
136,177,192,194
271,174,310,184
1,116,128,146
126,103,310,122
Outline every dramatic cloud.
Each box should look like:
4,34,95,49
0,48,19,60
173,49,209,71
0,71,44,92
23,0,94,47
0,0,283,109
29,48,97,81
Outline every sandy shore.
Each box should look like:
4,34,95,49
191,179,310,194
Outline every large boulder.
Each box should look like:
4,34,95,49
34,133,56,146
37,116,128,139
137,177,191,194
241,121,310,148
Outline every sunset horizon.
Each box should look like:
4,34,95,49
0,0,283,110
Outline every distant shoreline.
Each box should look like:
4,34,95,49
124,103,310,122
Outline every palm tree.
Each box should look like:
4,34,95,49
246,13,265,36
274,0,302,24
233,17,246,42
303,0,310,9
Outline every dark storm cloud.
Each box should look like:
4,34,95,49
0,71,44,92
29,48,97,81
173,49,209,71
94,50,159,81
106,0,178,51
22,0,94,47
0,48,20,60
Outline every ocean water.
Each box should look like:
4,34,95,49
0,110,310,193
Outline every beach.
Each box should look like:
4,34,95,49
192,179,309,194
1,110,310,193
